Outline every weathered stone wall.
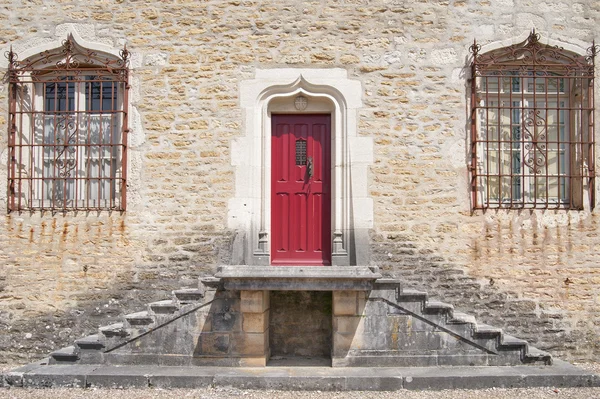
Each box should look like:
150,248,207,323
0,0,598,363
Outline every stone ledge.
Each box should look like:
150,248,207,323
3,360,599,391
216,266,382,291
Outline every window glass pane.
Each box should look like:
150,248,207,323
488,175,500,200
488,148,500,175
511,77,520,92
512,176,522,200
547,177,560,199
512,146,521,173
543,76,566,93
534,177,547,199
483,76,498,92
45,80,75,112
547,148,559,174
39,77,119,207
500,126,511,142
500,176,512,200
500,107,511,125
488,126,498,141
86,77,117,112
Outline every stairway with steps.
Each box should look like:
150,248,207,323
335,278,552,367
47,274,551,368
50,283,213,365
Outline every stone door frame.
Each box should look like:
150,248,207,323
230,69,372,266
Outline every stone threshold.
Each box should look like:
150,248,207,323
216,265,382,291
3,360,599,390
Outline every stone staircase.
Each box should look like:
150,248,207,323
47,275,551,367
49,281,216,365
353,278,552,367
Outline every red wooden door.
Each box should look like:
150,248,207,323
271,114,331,265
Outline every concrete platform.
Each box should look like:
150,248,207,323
3,360,599,391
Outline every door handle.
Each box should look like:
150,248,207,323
307,157,313,178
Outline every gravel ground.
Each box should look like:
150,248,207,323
1,386,600,399
0,363,599,399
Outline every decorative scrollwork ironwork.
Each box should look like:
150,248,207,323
473,30,592,73
470,31,596,210
54,116,78,178
5,33,129,82
522,109,548,174
528,29,541,45
586,41,599,65
119,44,130,65
5,46,18,66
3,47,19,83
469,39,481,58
5,34,129,212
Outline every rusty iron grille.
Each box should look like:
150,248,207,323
470,31,596,210
5,36,129,211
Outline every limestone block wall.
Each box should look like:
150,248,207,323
0,0,598,363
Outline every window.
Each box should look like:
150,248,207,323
470,31,596,209
6,37,129,211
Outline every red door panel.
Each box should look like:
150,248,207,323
271,114,331,265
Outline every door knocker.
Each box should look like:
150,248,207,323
307,156,313,178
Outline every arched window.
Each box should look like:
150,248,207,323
470,31,596,210
6,36,129,211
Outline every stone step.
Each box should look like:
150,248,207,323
200,276,221,289
99,323,129,338
448,311,477,325
149,300,179,315
124,311,154,326
524,347,553,365
373,278,402,291
398,288,428,296
397,289,428,303
74,334,105,364
500,334,528,348
473,324,503,337
174,288,205,304
74,334,105,350
50,346,79,363
424,301,454,314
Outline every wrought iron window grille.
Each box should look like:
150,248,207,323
470,30,596,210
5,35,130,212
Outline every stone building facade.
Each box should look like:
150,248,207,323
0,0,598,365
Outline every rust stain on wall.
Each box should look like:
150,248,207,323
108,216,113,237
